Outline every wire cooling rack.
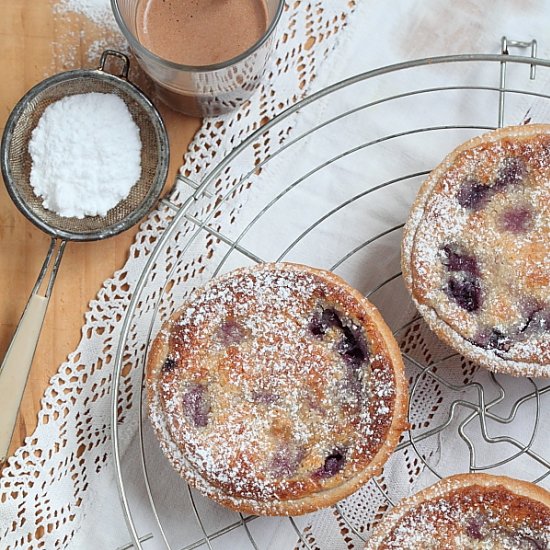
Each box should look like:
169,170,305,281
112,39,550,550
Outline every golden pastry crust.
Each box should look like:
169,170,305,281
146,262,408,515
365,473,550,549
402,124,550,377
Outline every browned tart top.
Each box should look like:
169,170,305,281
403,125,550,376
365,474,550,549
147,263,408,514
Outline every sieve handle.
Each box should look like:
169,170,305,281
0,239,66,463
98,50,130,80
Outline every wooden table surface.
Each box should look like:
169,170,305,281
0,0,201,462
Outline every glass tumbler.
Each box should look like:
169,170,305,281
111,0,284,116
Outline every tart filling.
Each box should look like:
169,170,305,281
403,125,550,376
365,474,550,550
147,263,408,515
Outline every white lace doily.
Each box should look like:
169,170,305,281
3,1,550,549
0,1,358,548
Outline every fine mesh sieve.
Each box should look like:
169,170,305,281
0,50,169,462
2,50,169,240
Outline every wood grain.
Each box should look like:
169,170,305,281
0,0,201,462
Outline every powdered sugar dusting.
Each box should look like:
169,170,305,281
147,263,404,514
403,125,550,377
87,37,129,63
366,475,550,549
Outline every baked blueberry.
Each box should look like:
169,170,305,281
217,319,247,345
182,383,210,427
162,357,176,373
456,179,492,210
445,276,482,312
465,515,484,540
440,244,479,276
308,307,342,337
314,448,347,479
500,205,533,233
493,157,526,190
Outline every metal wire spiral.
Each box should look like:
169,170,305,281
113,42,550,550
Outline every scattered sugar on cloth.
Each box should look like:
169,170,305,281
29,92,141,218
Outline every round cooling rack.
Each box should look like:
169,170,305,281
112,42,550,550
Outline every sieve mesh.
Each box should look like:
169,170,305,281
2,61,169,241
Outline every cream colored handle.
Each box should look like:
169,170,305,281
0,294,49,461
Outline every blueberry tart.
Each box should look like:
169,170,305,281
365,473,550,549
402,125,550,377
146,262,408,515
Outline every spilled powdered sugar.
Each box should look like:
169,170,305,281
50,0,130,70
54,0,117,30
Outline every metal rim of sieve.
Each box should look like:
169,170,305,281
0,50,170,242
